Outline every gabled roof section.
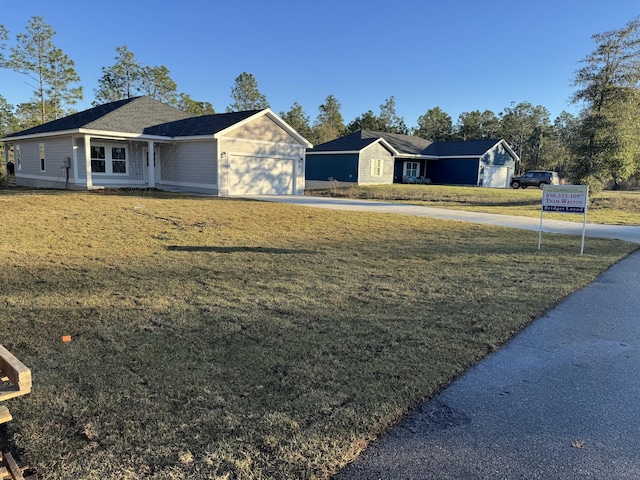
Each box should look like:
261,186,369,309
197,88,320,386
309,131,382,152
309,130,430,156
144,110,261,137
361,130,432,155
4,97,193,139
3,100,311,147
213,109,312,147
85,96,193,133
423,139,503,157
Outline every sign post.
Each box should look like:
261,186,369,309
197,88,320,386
539,185,589,254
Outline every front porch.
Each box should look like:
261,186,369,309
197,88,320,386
74,136,165,190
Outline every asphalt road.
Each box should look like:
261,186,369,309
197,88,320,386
241,195,640,479
335,249,640,479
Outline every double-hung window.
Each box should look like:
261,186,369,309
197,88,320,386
91,146,106,173
404,162,419,177
371,158,383,176
111,147,127,173
90,144,127,174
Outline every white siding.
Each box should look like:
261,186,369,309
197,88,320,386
159,141,218,191
225,115,298,144
358,143,394,185
14,138,75,188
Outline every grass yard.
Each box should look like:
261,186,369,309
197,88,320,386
313,184,640,225
0,189,637,479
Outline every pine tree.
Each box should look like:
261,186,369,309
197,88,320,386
571,18,640,189
7,16,82,123
227,72,269,111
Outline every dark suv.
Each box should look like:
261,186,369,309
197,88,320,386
511,170,559,189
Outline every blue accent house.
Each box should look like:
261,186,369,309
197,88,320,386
307,132,518,189
306,130,429,188
422,139,518,187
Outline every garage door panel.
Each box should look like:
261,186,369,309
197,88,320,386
229,156,294,195
483,166,512,188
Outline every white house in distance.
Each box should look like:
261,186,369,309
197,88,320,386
0,96,312,195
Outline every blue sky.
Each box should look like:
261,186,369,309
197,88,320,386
0,0,638,130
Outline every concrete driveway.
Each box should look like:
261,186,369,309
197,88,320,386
239,195,640,244
241,194,640,479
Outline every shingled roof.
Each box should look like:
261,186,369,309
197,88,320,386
361,130,431,155
3,97,266,140
423,139,502,157
309,130,431,155
144,110,263,137
4,97,193,138
308,131,385,152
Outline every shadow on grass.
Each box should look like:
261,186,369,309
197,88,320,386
167,246,317,254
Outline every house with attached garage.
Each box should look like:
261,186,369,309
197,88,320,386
418,139,518,188
305,130,432,188
0,96,311,195
306,131,518,189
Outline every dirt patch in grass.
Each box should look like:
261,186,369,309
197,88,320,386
0,190,637,479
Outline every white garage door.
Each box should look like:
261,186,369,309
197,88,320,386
483,165,513,188
228,155,294,195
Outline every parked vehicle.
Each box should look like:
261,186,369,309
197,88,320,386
511,170,559,189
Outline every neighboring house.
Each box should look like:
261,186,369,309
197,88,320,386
306,131,518,189
420,139,518,188
0,96,311,195
305,130,431,188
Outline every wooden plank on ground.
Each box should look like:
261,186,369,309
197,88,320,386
0,406,12,425
3,452,25,480
0,346,31,401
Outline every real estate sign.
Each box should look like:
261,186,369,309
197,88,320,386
542,185,589,214
539,184,589,254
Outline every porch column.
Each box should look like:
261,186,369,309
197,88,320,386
148,141,155,188
3,143,8,174
84,135,92,189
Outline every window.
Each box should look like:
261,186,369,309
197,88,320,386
15,145,21,170
91,146,106,173
404,162,419,177
90,144,127,174
39,143,46,171
371,158,383,176
111,147,126,173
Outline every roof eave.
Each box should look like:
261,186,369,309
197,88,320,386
1,129,83,142
362,137,399,156
307,150,363,155
0,127,220,143
497,139,520,161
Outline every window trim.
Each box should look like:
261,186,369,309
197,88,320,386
371,158,383,176
90,142,128,175
403,161,419,177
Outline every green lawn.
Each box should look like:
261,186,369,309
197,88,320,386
311,184,640,225
0,189,637,479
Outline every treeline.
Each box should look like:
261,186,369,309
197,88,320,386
2,16,640,190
